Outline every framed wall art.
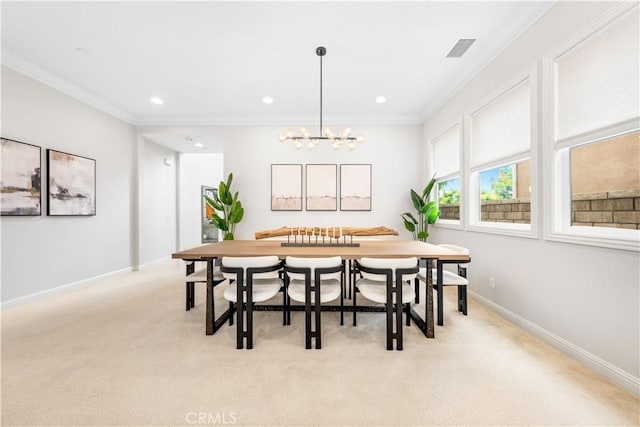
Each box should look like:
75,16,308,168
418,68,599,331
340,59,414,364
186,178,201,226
271,164,302,211
0,138,42,216
340,164,371,211
306,164,337,211
47,149,96,216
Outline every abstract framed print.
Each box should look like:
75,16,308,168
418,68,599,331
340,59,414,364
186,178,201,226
340,164,371,211
271,164,302,211
306,164,337,211
1,138,42,216
47,149,96,216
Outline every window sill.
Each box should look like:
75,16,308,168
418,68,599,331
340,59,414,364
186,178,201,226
545,227,640,252
434,219,462,230
466,222,538,240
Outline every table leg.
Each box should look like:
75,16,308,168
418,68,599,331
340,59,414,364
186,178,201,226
186,261,195,311
437,260,444,326
386,279,393,350
426,258,434,338
396,277,403,351
206,258,214,335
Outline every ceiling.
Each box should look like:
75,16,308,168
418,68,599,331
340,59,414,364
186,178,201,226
1,1,554,152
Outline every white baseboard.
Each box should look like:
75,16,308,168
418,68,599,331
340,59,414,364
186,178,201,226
1,266,134,309
1,257,179,309
135,255,175,270
469,290,640,397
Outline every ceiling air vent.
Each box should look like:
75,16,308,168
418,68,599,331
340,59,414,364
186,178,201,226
446,39,476,58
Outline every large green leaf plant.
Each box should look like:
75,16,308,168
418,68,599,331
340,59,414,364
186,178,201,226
401,175,440,242
204,173,244,240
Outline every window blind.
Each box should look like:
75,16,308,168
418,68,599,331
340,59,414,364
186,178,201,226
471,79,531,167
432,126,460,178
556,10,639,141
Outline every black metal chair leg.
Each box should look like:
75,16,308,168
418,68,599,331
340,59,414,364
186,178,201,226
461,286,467,315
228,301,234,326
340,288,344,326
282,285,287,325
315,301,322,349
305,300,312,350
405,303,411,326
352,286,357,326
246,301,253,350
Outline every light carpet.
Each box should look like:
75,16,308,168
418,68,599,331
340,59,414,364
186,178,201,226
1,260,638,426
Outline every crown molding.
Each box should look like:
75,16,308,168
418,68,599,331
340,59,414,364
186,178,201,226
2,49,134,124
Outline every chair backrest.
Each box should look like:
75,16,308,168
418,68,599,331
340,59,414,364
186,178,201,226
285,256,342,281
358,257,418,281
437,244,470,266
221,256,281,280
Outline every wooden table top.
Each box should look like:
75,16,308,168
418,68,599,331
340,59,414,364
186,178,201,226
172,239,470,261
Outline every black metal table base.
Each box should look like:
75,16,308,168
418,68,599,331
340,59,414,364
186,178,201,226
206,304,434,338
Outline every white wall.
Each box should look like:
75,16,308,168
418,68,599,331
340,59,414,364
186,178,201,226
1,66,135,302
424,1,639,387
138,138,177,265
224,125,423,239
178,153,224,250
137,124,424,240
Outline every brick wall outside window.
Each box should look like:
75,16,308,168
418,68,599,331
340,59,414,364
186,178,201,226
438,189,640,229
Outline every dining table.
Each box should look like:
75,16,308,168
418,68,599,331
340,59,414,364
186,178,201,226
172,239,470,338
171,239,470,342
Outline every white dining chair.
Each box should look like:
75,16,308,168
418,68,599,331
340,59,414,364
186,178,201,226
418,244,469,322
220,256,285,349
184,259,225,311
284,256,344,349
353,257,419,350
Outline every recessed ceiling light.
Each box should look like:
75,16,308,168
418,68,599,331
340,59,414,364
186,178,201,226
194,142,205,148
76,47,90,56
375,96,387,104
262,96,274,104
150,97,164,105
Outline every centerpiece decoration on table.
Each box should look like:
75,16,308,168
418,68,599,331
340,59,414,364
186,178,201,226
281,226,360,247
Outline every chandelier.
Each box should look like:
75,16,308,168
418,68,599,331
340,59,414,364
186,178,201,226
279,46,365,151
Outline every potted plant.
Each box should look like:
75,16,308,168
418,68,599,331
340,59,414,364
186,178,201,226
204,173,244,240
401,174,440,242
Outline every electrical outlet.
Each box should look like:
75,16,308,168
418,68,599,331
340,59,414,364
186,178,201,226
489,276,495,289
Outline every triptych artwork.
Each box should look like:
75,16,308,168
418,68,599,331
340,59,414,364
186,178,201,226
271,163,371,211
1,138,96,217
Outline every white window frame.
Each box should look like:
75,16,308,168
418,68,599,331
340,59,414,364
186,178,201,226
542,3,640,252
465,66,539,239
431,124,463,229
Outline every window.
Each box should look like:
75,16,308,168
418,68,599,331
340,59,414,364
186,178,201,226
570,133,639,230
479,160,531,224
438,177,461,220
547,5,639,250
468,71,535,236
431,125,461,225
